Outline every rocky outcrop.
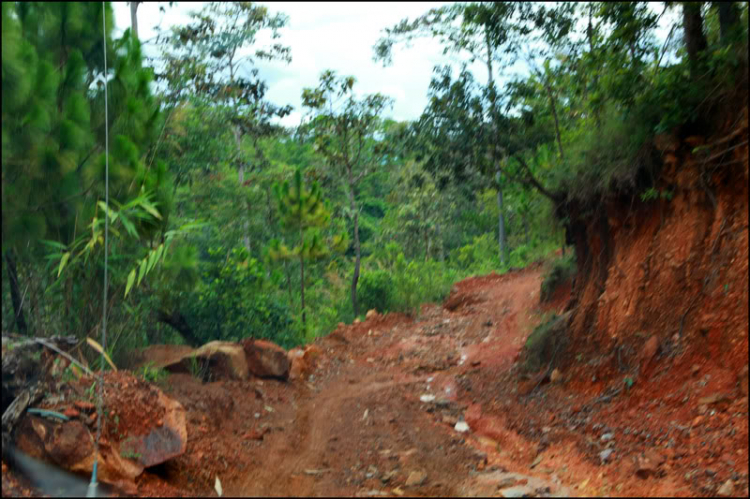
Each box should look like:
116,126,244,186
563,109,748,380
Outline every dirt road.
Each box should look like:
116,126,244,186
219,264,568,497
129,261,747,497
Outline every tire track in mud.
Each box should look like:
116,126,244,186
235,373,423,496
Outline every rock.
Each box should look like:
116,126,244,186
354,318,361,324
698,393,731,406
442,415,459,426
288,348,307,381
381,470,399,483
62,407,80,419
454,421,470,433
600,449,614,464
118,389,188,468
530,455,544,469
717,479,734,496
405,471,427,487
500,485,535,497
496,477,517,489
601,432,614,442
241,339,290,380
739,365,749,396
635,450,665,478
194,341,249,380
366,309,378,320
691,364,701,376
550,368,562,384
640,335,659,368
420,394,436,403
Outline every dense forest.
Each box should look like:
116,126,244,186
2,0,747,369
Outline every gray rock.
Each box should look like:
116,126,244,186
599,449,614,464
717,480,734,497
500,485,536,497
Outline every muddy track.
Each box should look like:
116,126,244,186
228,264,571,497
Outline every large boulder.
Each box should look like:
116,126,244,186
192,341,249,380
134,341,248,381
241,339,290,380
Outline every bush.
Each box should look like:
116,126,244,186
523,313,568,373
358,268,394,313
181,246,300,349
540,253,576,303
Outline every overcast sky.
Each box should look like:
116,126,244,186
112,2,677,128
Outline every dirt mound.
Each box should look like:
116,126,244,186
13,371,186,495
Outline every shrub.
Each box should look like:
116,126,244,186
181,246,300,349
523,312,568,373
540,253,576,303
358,268,394,313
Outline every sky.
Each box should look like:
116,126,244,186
112,2,678,128
112,2,475,128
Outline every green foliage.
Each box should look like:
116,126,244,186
137,362,169,384
523,313,565,373
357,269,394,313
181,246,298,349
540,253,576,303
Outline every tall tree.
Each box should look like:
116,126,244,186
269,168,345,329
159,2,292,253
375,3,536,264
301,71,393,317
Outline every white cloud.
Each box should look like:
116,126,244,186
113,2,457,126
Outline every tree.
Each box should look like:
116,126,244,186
301,71,393,317
159,2,292,254
269,169,346,329
375,3,537,265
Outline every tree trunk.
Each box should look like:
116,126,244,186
436,222,445,263
4,250,28,335
717,2,739,42
683,2,708,77
156,309,201,347
496,169,506,265
129,2,140,40
234,126,251,253
348,172,361,318
545,81,565,159
299,254,306,329
486,33,507,266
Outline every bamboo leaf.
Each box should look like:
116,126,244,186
147,247,159,273
154,244,165,266
137,258,148,285
57,252,71,278
140,200,162,220
125,268,136,297
119,212,138,238
40,240,68,250
86,337,117,371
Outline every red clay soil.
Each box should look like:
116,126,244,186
2,256,748,497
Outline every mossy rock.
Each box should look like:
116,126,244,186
523,312,571,373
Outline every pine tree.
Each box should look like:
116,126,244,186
2,2,176,336
269,169,346,329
